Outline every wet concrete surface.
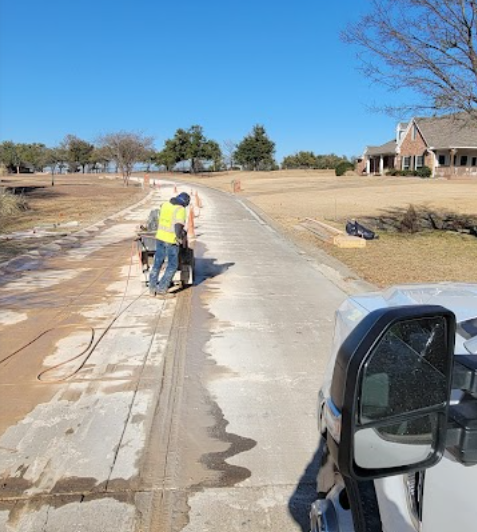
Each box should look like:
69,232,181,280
0,181,357,531
0,188,180,530
172,188,349,532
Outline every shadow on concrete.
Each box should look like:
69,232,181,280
288,439,325,531
193,257,235,286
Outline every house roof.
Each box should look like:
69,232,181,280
366,139,397,156
415,114,477,148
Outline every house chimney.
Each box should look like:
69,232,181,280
396,122,407,143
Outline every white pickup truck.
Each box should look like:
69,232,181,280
311,283,477,532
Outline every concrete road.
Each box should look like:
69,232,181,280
0,182,358,531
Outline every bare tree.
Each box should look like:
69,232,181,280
344,0,477,119
97,132,154,186
44,147,67,186
222,139,237,170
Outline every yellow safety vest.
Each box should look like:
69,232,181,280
155,201,186,244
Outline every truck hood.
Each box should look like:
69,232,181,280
341,282,477,323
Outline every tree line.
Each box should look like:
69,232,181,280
0,124,353,185
3,2,477,184
282,151,353,170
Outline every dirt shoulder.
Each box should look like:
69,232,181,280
0,174,147,263
170,169,477,287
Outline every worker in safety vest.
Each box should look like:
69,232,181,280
149,192,190,296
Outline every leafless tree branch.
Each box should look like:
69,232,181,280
344,0,477,120
97,132,154,186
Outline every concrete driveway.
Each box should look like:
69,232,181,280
0,182,356,531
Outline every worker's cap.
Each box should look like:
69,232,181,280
175,192,191,206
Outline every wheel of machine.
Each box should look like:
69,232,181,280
141,250,149,269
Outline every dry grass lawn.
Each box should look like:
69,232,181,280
0,174,147,263
2,170,476,287
174,169,477,287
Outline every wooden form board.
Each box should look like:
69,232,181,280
300,218,366,247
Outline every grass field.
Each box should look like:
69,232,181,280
0,174,147,263
2,170,477,287
173,170,477,287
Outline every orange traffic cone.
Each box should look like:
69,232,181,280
187,207,196,238
195,191,202,208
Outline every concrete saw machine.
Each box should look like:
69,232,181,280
136,208,195,289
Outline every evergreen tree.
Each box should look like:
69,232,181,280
235,125,276,171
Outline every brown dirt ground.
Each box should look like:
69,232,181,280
171,169,477,287
0,174,147,263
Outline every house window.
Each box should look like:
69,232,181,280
411,125,417,141
402,156,411,170
438,154,447,166
472,157,477,167
416,156,424,169
460,156,468,166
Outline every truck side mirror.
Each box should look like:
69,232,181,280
326,305,455,480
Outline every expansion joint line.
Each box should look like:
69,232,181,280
104,298,167,492
41,504,51,532
159,290,193,489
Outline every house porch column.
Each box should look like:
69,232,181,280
430,150,437,178
379,156,384,175
366,158,371,175
450,148,457,177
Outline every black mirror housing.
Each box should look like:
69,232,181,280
327,305,456,480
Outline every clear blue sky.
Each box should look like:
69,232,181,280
0,0,408,161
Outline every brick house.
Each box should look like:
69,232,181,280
358,114,477,178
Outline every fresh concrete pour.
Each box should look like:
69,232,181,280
0,182,351,531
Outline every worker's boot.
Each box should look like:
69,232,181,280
155,291,175,299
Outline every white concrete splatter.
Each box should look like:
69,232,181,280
0,310,28,327
2,269,86,292
110,388,154,480
43,330,94,367
0,388,137,494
